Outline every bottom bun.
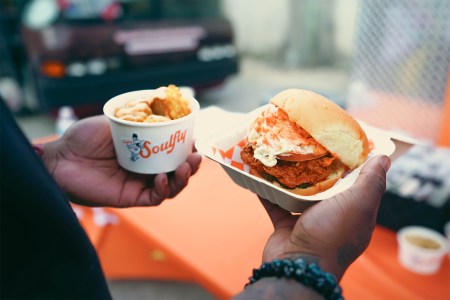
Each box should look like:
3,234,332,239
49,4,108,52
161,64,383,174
249,160,346,196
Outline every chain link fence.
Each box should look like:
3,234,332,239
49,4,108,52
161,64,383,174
346,0,450,143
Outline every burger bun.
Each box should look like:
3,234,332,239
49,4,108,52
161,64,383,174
271,89,369,170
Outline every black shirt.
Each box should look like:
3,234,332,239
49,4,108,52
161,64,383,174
0,100,111,299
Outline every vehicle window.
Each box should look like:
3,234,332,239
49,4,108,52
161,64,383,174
22,0,222,28
117,0,223,21
61,0,123,20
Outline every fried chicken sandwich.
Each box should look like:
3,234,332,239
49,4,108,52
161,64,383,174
240,89,369,196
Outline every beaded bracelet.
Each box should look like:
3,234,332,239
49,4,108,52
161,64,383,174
33,144,44,157
245,258,344,300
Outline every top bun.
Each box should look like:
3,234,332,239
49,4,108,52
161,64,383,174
270,89,369,169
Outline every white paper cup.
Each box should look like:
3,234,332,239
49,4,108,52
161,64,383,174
397,226,448,275
103,89,200,174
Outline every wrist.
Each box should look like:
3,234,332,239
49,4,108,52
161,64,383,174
235,277,325,300
37,141,60,176
277,254,344,282
245,258,343,300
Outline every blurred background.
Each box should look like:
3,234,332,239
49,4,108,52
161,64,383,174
1,0,449,299
1,0,449,142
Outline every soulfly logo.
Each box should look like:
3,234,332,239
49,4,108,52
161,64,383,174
122,130,187,162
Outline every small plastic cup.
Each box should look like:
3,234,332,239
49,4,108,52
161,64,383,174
103,89,200,174
397,226,448,275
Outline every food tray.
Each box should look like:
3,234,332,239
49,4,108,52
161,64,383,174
196,105,402,212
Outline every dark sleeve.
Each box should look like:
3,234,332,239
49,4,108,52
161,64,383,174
0,100,112,300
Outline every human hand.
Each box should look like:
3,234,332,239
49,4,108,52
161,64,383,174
259,155,391,281
42,115,202,207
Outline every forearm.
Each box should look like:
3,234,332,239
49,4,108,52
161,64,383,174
232,277,324,300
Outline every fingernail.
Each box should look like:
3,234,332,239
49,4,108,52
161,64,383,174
379,155,391,172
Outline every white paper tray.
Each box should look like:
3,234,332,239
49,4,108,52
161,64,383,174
195,106,412,212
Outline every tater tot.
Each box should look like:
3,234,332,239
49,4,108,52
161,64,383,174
114,85,191,123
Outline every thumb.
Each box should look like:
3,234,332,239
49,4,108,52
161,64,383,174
357,154,391,194
344,155,391,212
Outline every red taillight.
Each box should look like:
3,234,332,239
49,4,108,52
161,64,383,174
41,61,65,78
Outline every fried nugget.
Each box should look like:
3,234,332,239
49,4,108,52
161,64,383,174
150,85,191,120
115,101,152,122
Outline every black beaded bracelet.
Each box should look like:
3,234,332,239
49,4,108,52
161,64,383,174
245,258,344,300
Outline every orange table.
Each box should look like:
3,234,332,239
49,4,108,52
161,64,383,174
71,158,450,300
341,227,450,300
73,158,272,299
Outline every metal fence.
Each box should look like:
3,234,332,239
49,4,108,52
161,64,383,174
346,0,450,143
